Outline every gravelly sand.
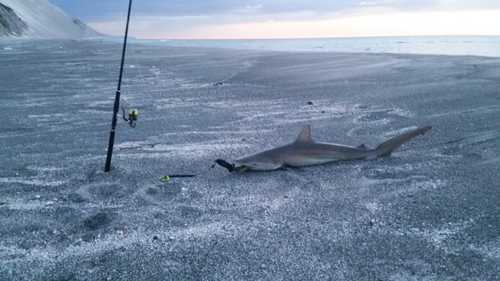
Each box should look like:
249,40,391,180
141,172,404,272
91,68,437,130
1,39,499,280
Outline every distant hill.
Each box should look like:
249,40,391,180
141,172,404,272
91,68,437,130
0,0,103,39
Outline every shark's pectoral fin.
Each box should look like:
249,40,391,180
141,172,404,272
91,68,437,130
279,165,300,172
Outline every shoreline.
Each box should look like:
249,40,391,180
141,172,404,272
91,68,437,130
2,35,500,58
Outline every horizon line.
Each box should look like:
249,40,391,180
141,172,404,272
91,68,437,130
130,34,500,41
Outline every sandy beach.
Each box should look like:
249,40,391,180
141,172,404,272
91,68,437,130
1,39,499,280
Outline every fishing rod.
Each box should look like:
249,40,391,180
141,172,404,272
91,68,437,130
104,0,133,172
101,0,219,179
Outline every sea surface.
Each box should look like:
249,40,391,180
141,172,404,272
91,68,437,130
133,36,500,57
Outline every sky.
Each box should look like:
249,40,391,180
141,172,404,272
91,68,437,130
48,0,500,39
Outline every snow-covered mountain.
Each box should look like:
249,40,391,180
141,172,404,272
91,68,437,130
0,0,102,39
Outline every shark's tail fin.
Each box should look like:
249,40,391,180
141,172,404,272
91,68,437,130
375,126,432,157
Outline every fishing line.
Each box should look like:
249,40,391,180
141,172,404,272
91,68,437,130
128,42,158,101
158,160,232,183
115,29,235,179
117,43,147,128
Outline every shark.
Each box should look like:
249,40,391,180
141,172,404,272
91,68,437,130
217,125,431,171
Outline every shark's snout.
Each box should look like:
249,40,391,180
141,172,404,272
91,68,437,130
234,156,283,171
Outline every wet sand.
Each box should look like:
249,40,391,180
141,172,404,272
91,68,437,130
1,39,499,280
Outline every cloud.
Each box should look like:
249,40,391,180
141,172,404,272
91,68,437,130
50,0,423,21
50,0,500,38
52,0,500,22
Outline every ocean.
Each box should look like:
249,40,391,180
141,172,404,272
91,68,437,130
134,36,500,57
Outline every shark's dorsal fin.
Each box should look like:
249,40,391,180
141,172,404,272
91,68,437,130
295,125,314,143
357,144,368,150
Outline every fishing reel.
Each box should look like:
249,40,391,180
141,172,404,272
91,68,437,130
121,105,138,128
128,109,138,127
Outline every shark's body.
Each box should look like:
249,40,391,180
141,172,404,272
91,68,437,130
233,125,432,171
